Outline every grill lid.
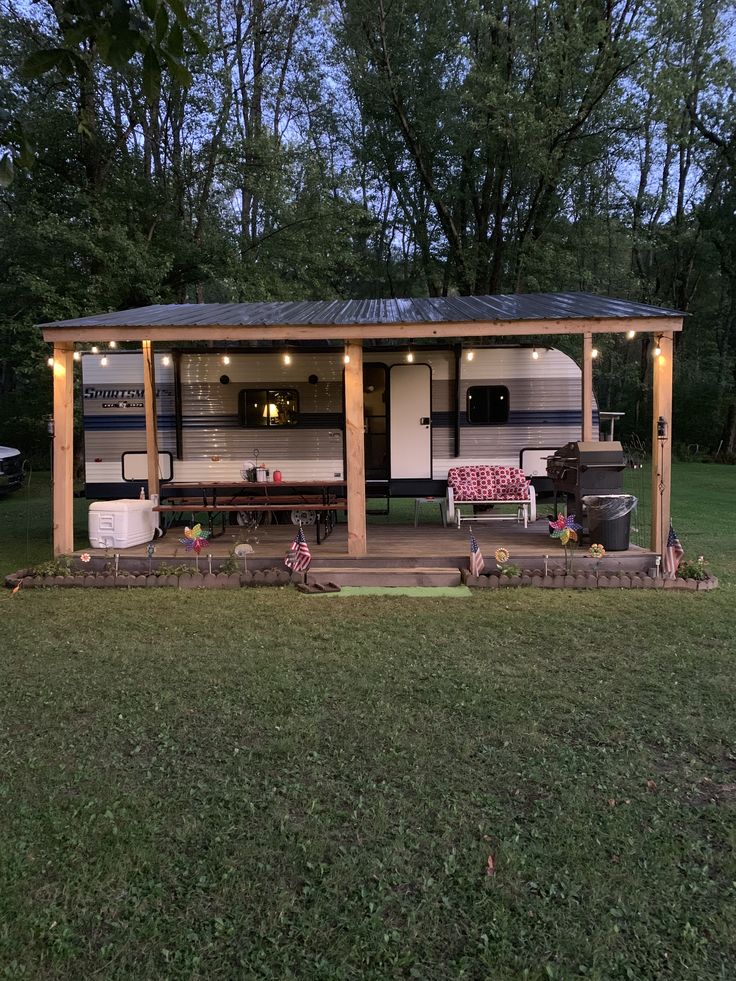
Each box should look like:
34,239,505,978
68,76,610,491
547,441,625,479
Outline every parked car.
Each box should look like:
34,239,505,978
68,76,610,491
0,445,24,493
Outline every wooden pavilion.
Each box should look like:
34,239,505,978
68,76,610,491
40,293,683,562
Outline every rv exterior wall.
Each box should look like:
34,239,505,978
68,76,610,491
83,347,593,495
82,353,177,489
179,352,345,481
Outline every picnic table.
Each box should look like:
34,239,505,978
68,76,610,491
154,479,347,544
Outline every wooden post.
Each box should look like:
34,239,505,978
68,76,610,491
142,340,160,499
582,331,594,440
651,332,674,556
344,340,367,557
52,343,75,555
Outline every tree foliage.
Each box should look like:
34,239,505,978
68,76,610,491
0,0,734,459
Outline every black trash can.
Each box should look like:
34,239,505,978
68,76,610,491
581,494,637,551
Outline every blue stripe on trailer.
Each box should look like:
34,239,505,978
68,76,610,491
430,410,598,427
86,409,597,431
83,415,176,431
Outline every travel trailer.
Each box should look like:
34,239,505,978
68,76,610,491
81,345,595,500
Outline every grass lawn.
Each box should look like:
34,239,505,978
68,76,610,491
1,465,735,978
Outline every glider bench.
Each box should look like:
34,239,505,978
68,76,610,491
445,465,536,529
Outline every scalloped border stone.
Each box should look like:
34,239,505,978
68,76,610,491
461,569,718,591
5,567,719,592
3,567,297,590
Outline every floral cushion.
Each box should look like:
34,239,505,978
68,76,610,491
447,465,530,502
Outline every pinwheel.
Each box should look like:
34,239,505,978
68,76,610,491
549,513,582,545
179,523,210,554
589,543,606,560
495,547,510,564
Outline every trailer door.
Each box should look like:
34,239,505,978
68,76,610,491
389,363,432,479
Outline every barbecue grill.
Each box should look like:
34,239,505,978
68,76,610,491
547,441,626,527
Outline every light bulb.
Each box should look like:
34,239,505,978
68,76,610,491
73,350,81,362
109,340,117,349
627,330,636,340
591,347,599,359
653,341,662,357
532,348,539,360
91,346,99,354
466,350,475,361
162,355,171,367
406,351,414,363
222,355,230,365
283,353,292,365
100,356,108,366
343,353,350,364
47,357,54,368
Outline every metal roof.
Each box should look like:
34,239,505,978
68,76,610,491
39,292,684,330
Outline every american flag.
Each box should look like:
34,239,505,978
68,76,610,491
663,522,684,578
469,529,485,577
285,524,311,573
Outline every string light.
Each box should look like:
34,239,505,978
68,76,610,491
627,330,636,340
343,352,350,364
109,341,117,348
653,337,662,357
283,353,292,365
162,355,171,367
91,346,99,354
531,347,539,360
406,350,414,363
222,355,230,365
47,357,54,368
100,356,108,366
465,349,475,361
73,351,81,362
591,347,599,359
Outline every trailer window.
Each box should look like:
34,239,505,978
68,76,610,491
466,386,509,424
239,389,299,427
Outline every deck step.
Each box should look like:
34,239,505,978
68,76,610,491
307,566,462,587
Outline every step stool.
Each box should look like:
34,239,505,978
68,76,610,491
414,496,447,527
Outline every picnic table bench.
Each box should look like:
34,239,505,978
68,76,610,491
154,480,347,544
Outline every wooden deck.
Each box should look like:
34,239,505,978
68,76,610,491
79,515,657,575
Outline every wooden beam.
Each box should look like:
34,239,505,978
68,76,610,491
52,343,74,555
651,332,674,556
142,340,160,499
42,315,685,344
344,341,367,557
582,331,594,440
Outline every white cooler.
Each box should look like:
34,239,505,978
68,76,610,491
88,499,156,549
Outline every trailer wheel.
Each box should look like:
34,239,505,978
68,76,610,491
236,510,264,528
291,509,317,526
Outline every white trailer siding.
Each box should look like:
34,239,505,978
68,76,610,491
177,352,344,481
82,353,176,488
82,346,594,495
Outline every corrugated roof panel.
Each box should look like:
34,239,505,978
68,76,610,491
38,291,685,331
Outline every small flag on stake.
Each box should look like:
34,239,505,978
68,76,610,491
285,524,311,573
469,528,485,578
663,522,684,578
